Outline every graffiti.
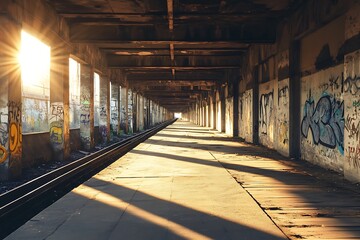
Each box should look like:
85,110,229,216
80,114,90,125
353,100,360,108
99,125,107,143
278,85,289,103
8,101,22,154
259,91,274,134
80,136,91,148
347,146,360,169
8,101,21,123
319,75,340,92
80,104,90,112
50,102,64,121
301,95,344,154
100,106,107,117
50,121,63,145
0,145,7,163
0,112,9,146
9,123,19,152
343,75,360,95
22,98,49,133
80,93,90,105
345,114,360,142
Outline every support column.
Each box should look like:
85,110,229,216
99,75,109,144
233,70,239,137
0,17,22,179
211,94,216,129
252,66,259,144
110,82,119,138
80,65,94,151
49,48,66,161
128,89,133,133
120,86,128,134
62,55,70,160
138,95,144,131
221,87,226,132
289,41,301,158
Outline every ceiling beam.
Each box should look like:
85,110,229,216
107,55,241,68
70,23,277,43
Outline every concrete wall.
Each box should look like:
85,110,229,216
0,0,171,180
239,89,253,142
185,0,360,182
225,97,233,135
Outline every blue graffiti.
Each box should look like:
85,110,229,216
301,94,344,154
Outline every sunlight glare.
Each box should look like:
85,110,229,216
19,30,50,90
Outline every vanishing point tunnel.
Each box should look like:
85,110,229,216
1,0,360,239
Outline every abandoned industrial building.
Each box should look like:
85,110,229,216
0,0,360,239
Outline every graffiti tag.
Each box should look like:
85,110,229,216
259,91,274,135
301,95,344,154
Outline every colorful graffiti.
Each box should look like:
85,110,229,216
50,121,64,145
301,94,344,154
259,91,274,135
8,101,22,157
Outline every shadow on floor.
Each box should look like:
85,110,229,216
76,178,286,240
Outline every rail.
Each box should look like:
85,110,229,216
0,119,176,238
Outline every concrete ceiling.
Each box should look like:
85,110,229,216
46,0,300,112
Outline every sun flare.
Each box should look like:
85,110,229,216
19,30,50,90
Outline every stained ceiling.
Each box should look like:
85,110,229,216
46,0,300,112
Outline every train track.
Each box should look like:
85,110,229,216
0,119,176,239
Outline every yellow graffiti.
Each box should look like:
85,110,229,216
9,123,19,152
0,145,8,163
50,126,63,144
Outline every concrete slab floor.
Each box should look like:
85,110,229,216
7,120,360,240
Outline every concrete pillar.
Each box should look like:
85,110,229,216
221,87,226,133
120,86,128,134
138,95,144,131
110,82,119,137
49,48,66,161
62,55,70,160
99,75,109,144
252,67,259,144
233,71,239,137
207,101,211,127
211,95,216,129
289,41,301,158
145,98,150,128
80,65,94,151
127,89,133,133
0,16,22,179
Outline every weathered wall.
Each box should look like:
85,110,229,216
234,0,360,181
343,3,360,181
276,78,290,156
225,97,233,135
239,89,253,142
344,51,360,180
259,80,276,148
300,65,344,171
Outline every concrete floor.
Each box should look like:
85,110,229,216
6,120,360,240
